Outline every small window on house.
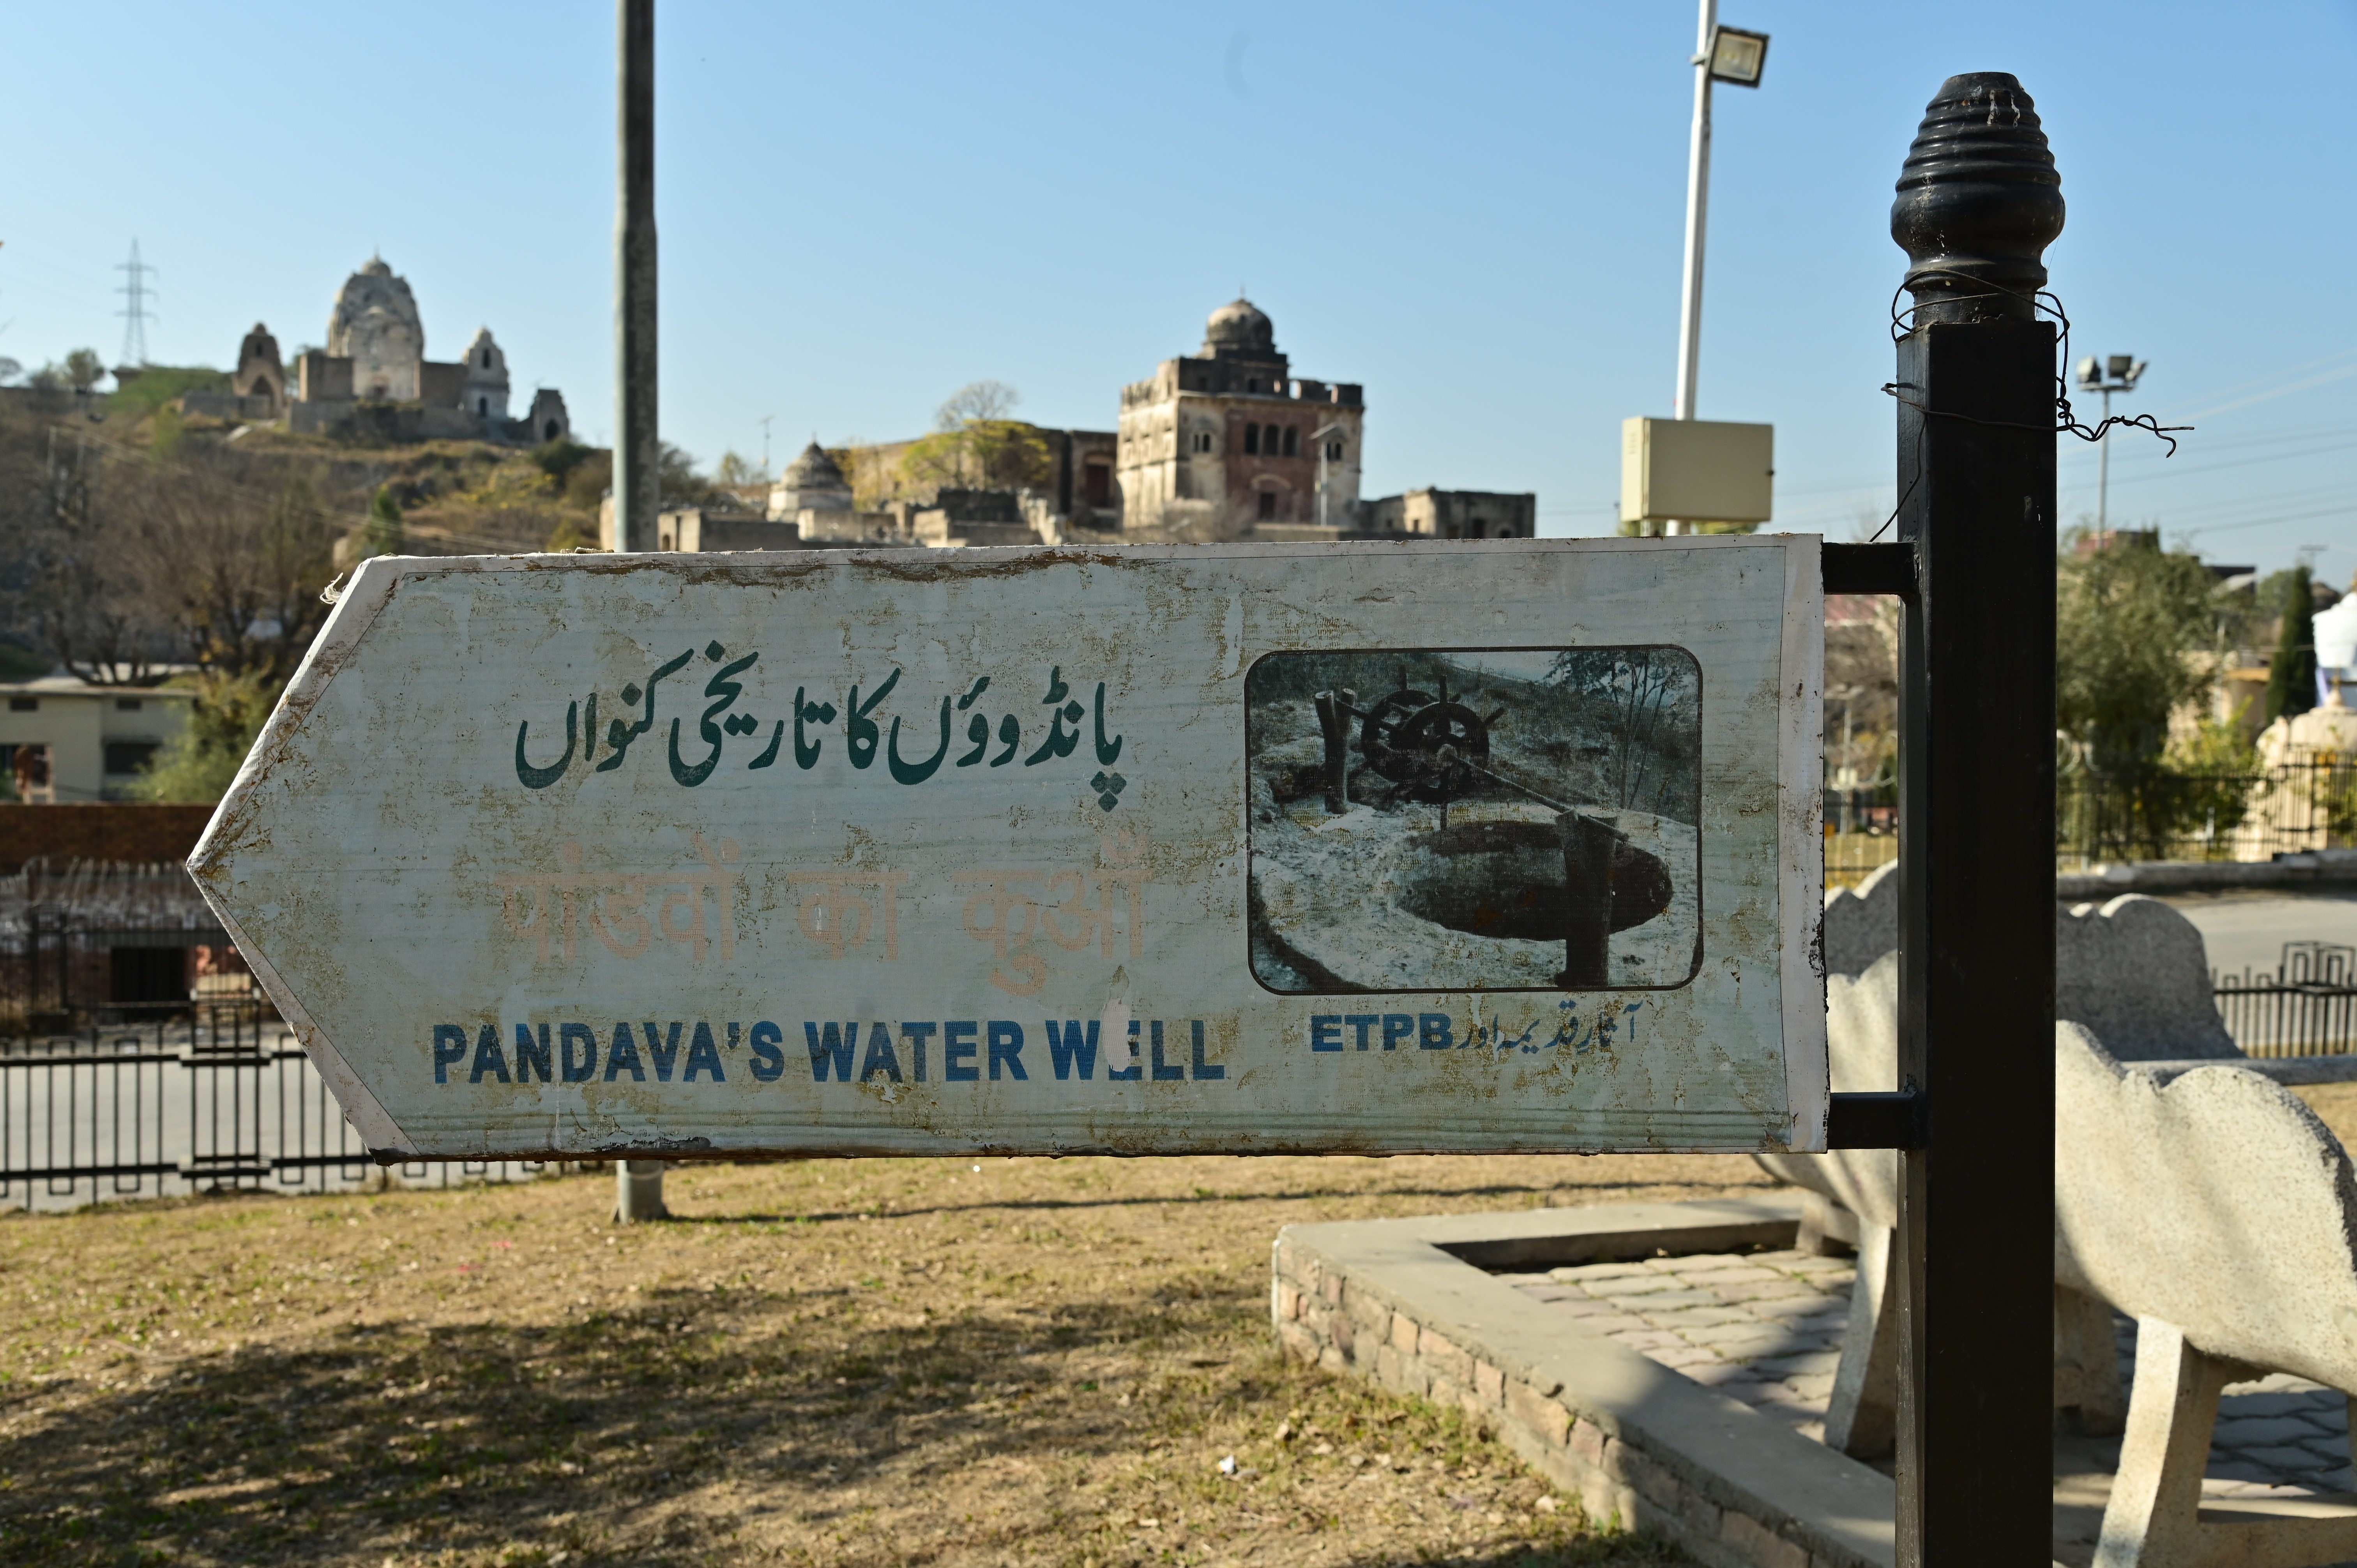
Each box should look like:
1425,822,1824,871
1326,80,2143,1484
477,397,488,415
104,741,159,776
115,697,142,712
1258,490,1277,521
1246,378,1260,394
1244,425,1260,455
482,349,494,368
1326,440,1344,461
7,697,35,712
1192,431,1212,454
1083,464,1111,508
1281,427,1298,457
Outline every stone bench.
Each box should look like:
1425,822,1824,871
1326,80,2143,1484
1779,869,2357,1563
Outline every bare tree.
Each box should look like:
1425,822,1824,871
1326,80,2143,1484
935,380,1019,431
106,443,341,687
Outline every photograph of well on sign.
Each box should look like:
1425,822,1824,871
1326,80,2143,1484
191,537,1824,1159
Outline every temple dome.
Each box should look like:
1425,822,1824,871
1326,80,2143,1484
1203,298,1275,355
780,441,849,492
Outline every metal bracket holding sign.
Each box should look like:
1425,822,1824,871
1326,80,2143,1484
191,537,1826,1161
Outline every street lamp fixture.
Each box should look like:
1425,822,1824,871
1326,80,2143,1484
1705,26,1769,87
2074,354,2147,538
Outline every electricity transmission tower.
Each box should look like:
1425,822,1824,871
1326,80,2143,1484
115,240,157,367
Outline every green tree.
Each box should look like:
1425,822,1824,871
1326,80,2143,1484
130,670,276,803
62,348,106,393
657,441,719,507
713,449,765,489
2057,530,2240,860
361,486,405,558
901,418,1052,493
2265,565,2316,724
2057,530,2221,782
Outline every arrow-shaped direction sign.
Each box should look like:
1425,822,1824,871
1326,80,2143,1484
191,538,1824,1160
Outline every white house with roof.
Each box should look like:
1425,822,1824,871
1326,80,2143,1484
0,676,195,803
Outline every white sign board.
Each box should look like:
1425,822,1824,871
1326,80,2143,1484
192,538,1826,1158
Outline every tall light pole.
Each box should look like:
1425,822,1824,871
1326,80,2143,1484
613,0,668,1224
2073,354,2145,542
1665,5,1767,535
615,0,659,556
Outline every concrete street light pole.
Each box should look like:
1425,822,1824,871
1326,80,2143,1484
613,0,668,1225
615,0,659,556
1671,0,1717,440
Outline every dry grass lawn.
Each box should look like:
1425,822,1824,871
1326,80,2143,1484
0,1150,1780,1568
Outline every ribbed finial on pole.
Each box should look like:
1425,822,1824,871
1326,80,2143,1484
1890,72,2065,324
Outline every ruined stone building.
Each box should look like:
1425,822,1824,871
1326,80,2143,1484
1117,299,1366,539
187,258,568,443
1112,299,1531,542
633,295,1531,557
1360,488,1536,540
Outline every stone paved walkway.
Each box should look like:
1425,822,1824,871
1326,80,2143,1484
1502,1250,2357,1500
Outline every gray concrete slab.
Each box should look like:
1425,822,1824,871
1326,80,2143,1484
2159,890,2357,978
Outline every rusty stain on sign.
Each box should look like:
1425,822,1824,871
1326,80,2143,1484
190,538,1826,1160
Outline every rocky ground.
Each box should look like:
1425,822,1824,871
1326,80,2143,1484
0,1150,1777,1568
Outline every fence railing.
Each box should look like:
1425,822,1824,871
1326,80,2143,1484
1823,757,2357,884
2213,942,2357,1059
0,1003,563,1211
2055,757,2356,871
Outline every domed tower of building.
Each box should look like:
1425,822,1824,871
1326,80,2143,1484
280,256,566,443
1116,297,1366,539
327,257,425,402
768,442,855,517
232,323,283,411
461,329,510,420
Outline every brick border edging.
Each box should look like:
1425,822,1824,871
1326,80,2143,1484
1270,1197,1894,1568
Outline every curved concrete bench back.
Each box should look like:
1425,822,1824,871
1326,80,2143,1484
2057,1024,2357,1390
1823,869,2240,1060
2058,1025,2357,1568
1768,894,2241,1225
1758,895,2247,1466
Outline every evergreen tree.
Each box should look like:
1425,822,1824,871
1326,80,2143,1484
362,486,405,558
2265,565,2316,724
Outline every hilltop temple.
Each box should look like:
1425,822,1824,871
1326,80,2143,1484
194,258,568,444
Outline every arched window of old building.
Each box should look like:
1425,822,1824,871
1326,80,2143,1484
1263,424,1281,454
1258,490,1278,521
1244,425,1260,455
1281,427,1297,457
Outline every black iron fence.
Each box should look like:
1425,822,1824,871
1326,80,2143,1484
0,881,581,1210
0,1004,567,1209
2213,942,2357,1059
1824,758,2357,885
2055,757,2357,871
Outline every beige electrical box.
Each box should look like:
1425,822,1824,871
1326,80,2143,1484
1620,417,1774,527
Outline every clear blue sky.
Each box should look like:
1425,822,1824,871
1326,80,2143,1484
5,2,2354,581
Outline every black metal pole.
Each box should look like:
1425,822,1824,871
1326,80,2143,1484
1553,812,1617,988
1888,73,2062,1562
615,0,659,554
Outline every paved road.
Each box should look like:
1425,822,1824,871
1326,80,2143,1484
2157,891,2357,979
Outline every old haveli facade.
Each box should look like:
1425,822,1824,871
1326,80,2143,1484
1117,299,1366,538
